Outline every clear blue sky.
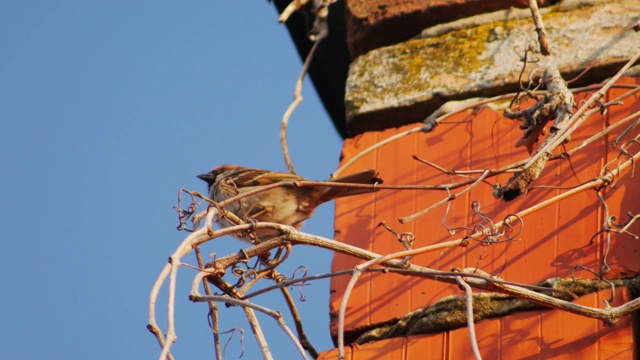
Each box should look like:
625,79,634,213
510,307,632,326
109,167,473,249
1,1,343,359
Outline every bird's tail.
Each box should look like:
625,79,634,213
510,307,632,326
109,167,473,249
325,170,383,199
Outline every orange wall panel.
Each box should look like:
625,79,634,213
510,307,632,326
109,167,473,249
329,78,640,356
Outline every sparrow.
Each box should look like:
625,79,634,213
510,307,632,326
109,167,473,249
197,165,383,242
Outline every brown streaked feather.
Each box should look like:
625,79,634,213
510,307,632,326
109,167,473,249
248,170,305,185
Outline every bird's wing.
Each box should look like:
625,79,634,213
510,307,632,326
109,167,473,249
232,169,305,186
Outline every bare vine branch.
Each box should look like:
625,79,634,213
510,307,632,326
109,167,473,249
280,0,332,174
528,0,551,55
497,66,575,200
456,275,482,360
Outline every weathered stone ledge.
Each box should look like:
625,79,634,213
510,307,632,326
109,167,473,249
345,0,640,135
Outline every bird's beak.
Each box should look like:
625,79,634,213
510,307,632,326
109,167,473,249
197,173,216,185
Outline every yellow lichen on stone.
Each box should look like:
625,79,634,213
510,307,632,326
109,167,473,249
346,22,500,117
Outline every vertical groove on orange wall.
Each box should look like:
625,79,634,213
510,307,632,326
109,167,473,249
443,331,449,360
410,144,418,352
367,132,376,327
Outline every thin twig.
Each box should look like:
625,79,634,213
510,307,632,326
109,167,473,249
195,247,222,360
280,7,328,174
337,267,359,360
551,108,640,159
243,269,352,299
241,304,274,360
399,170,490,223
278,0,310,23
158,254,181,360
331,126,424,179
274,271,319,358
528,0,551,55
456,276,482,360
613,109,640,147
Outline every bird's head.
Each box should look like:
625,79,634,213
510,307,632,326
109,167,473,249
197,164,244,185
